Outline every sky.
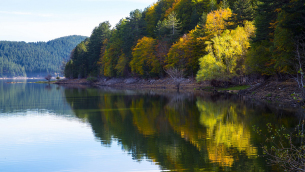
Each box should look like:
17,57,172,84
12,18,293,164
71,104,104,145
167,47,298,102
0,0,156,42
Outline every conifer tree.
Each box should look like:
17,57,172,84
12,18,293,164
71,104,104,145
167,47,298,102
219,0,230,9
227,0,254,29
166,11,182,41
155,20,169,38
193,12,208,37
209,0,217,12
87,21,111,74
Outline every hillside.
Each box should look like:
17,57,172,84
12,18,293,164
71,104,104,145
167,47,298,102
0,35,87,77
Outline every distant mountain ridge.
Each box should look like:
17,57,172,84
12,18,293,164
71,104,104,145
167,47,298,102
0,35,87,77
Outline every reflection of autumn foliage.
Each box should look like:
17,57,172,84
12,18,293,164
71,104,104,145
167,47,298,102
130,99,158,136
65,89,287,171
197,100,257,167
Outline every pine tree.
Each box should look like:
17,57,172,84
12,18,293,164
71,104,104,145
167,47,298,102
253,0,288,42
155,20,169,38
166,11,182,41
219,0,230,9
281,0,305,37
193,12,208,37
87,21,111,74
227,0,254,29
209,0,217,12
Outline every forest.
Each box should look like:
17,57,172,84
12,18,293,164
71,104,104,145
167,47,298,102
0,35,86,77
64,0,305,84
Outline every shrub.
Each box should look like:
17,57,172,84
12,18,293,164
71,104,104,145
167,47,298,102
45,74,52,82
87,76,98,83
253,123,305,171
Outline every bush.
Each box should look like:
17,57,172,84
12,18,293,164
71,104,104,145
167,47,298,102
56,76,60,80
87,76,98,83
253,123,305,171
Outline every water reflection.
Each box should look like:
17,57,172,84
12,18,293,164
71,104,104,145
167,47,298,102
0,80,72,115
63,88,299,171
0,80,301,171
197,99,257,167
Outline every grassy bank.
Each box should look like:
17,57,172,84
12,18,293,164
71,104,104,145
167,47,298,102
218,85,251,91
33,81,57,84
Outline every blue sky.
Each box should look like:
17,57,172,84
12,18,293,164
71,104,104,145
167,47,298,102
0,0,156,42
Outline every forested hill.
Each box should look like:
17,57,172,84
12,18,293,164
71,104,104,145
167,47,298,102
65,0,305,84
0,35,87,77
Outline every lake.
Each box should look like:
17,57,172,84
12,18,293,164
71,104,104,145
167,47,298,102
0,80,302,172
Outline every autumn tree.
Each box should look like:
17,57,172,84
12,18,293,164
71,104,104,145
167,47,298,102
197,22,255,81
130,37,160,77
204,8,233,37
166,33,204,76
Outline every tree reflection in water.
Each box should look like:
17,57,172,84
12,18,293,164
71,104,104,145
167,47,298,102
64,88,298,171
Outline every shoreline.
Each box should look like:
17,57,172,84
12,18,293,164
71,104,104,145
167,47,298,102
0,77,44,80
54,77,210,90
54,77,302,108
0,77,64,80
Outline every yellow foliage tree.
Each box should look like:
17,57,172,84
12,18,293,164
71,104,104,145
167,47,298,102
130,37,160,76
197,21,255,81
115,53,128,77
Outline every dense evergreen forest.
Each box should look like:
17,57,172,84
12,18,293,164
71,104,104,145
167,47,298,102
65,0,305,84
0,35,87,77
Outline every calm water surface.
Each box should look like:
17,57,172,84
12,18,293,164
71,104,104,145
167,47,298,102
0,80,301,171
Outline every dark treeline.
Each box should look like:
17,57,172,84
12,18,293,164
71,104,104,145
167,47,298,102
65,0,305,83
0,35,87,77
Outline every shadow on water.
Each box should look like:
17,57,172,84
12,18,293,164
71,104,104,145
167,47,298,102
62,87,303,172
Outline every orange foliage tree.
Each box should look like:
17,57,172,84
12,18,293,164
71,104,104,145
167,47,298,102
205,8,232,37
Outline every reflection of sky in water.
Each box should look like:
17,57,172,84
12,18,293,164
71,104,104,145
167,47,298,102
0,113,160,172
